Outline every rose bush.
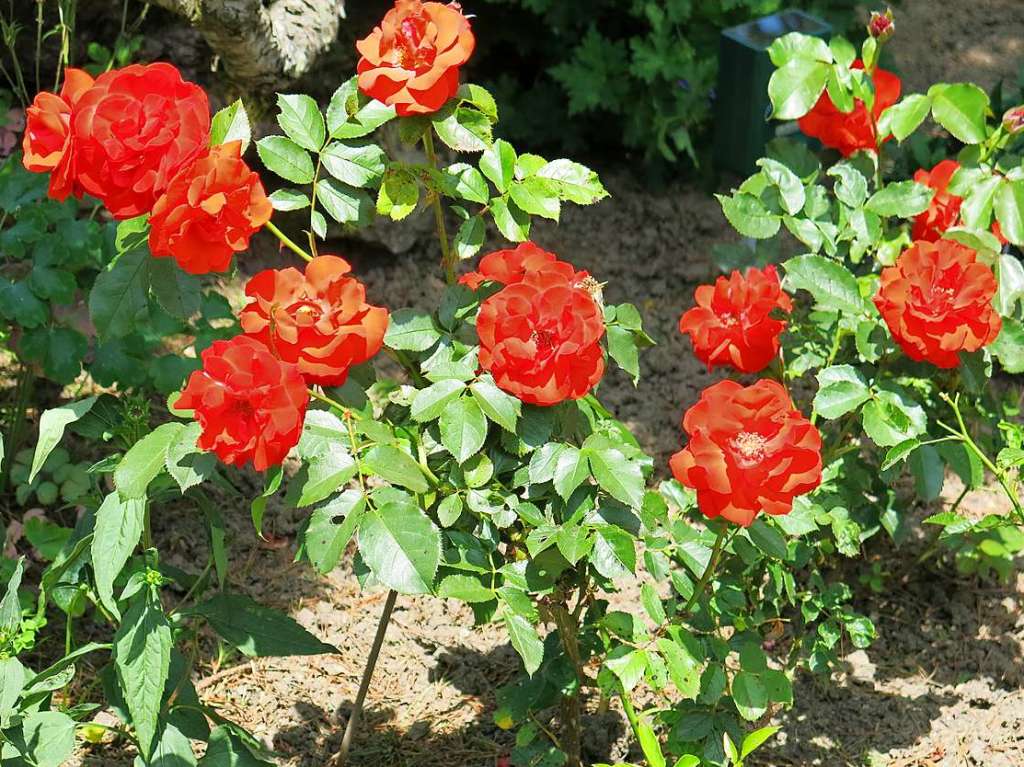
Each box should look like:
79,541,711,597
2,5,1023,767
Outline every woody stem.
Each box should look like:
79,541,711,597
422,131,454,284
266,220,313,263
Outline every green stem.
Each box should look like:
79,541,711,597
681,526,731,616
422,131,454,284
550,598,584,767
266,220,314,263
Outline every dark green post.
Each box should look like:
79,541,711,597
714,10,831,175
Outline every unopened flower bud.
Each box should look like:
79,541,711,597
867,9,895,41
1002,105,1024,135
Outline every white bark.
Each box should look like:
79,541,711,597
152,0,346,87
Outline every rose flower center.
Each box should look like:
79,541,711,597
729,431,768,465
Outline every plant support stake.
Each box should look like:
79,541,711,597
333,589,398,767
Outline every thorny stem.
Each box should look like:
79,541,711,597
333,589,398,767
422,131,454,284
265,220,313,263
550,597,585,767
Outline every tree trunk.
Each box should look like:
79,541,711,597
150,0,345,88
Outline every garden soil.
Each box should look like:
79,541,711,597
72,0,1024,764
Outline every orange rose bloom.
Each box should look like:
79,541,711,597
678,265,792,374
911,160,962,242
476,258,605,407
797,61,900,156
22,68,94,201
874,240,1002,368
71,62,209,219
240,256,389,387
670,380,822,527
356,0,475,117
459,242,585,290
149,141,272,275
177,335,308,471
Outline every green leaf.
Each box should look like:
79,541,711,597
733,671,768,721
321,141,386,188
453,215,485,260
148,722,198,766
384,309,442,352
150,258,201,319
748,518,788,559
470,376,521,431
443,162,489,204
92,492,146,618
768,59,830,120
767,32,832,67
656,638,700,699
717,193,781,239
114,422,184,499
992,317,1024,373
994,178,1024,245
509,176,560,221
329,81,397,139
907,444,944,501
865,180,935,217
742,726,781,759
783,254,866,314
878,94,932,141
362,446,430,493
297,449,356,508
209,99,252,152
861,390,927,447
114,594,172,759
19,711,75,767
89,247,151,338
489,196,530,242
0,280,47,328
536,159,607,205
256,136,315,184
607,325,640,384
757,158,805,215
504,610,544,675
813,365,870,419
958,174,1003,229
605,648,647,692
317,178,373,226
593,526,636,580
199,725,274,766
882,438,920,470
30,397,96,483
20,326,88,385
996,253,1024,315
553,445,589,500
358,500,441,594
276,94,325,152
930,83,990,144
376,169,420,220
828,163,869,208
433,106,493,152
0,558,24,635
166,423,217,493
268,189,310,211
440,397,488,463
411,379,465,422
0,657,25,728
437,574,493,602
190,593,337,656
480,140,516,193
304,490,366,574
588,441,645,508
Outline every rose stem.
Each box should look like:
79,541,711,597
422,130,454,284
265,219,313,263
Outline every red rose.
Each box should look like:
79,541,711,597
669,379,822,527
240,256,389,387
356,0,475,117
476,262,605,406
678,265,792,374
21,68,94,201
459,242,584,290
874,239,1002,368
148,141,271,275
912,159,1007,245
177,335,308,471
797,61,900,156
71,63,209,219
912,160,962,242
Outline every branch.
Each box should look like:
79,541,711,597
152,0,345,88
